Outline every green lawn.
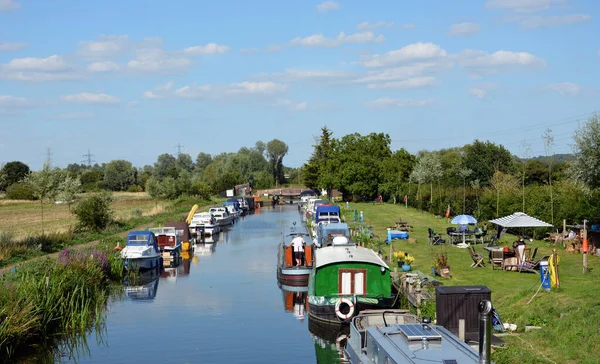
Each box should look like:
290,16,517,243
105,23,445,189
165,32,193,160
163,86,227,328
341,202,600,364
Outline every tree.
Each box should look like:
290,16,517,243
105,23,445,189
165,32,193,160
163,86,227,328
490,170,519,217
570,114,600,190
303,127,334,191
176,153,194,172
254,141,266,157
194,152,213,175
416,152,443,204
470,179,481,220
0,161,30,191
73,193,113,231
542,128,555,224
23,160,61,235
457,168,473,214
57,175,82,213
519,139,532,212
145,176,162,206
154,153,178,179
266,139,289,185
103,160,135,191
462,140,514,186
378,149,416,203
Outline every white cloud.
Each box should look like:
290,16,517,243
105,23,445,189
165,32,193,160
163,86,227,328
240,48,259,54
88,61,120,72
77,35,130,60
61,92,120,104
402,24,416,29
366,76,437,89
361,42,447,67
469,84,497,99
227,81,288,94
6,55,70,71
127,48,192,73
261,69,354,83
275,99,308,111
459,49,546,76
485,0,564,13
0,0,19,11
265,44,282,53
353,63,448,83
448,23,480,37
184,43,230,55
357,21,394,31
0,95,30,107
544,82,581,96
0,42,26,51
316,1,340,12
143,81,173,99
50,112,94,120
367,98,435,108
171,81,288,100
515,14,592,29
291,31,384,48
0,55,83,82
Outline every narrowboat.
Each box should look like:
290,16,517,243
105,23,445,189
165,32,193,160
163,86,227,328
308,231,394,325
316,222,351,247
277,223,314,286
344,309,488,364
121,231,162,270
279,283,309,321
149,226,182,260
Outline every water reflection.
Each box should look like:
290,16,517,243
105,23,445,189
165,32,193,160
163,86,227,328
279,283,308,321
308,318,349,364
122,268,160,301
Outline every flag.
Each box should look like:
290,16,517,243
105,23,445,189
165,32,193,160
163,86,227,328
445,205,450,219
403,195,407,203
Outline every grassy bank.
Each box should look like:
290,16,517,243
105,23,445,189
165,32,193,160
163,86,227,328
0,195,219,269
0,240,126,361
341,202,600,364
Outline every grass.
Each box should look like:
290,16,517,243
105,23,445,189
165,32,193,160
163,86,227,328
0,192,168,239
341,202,600,364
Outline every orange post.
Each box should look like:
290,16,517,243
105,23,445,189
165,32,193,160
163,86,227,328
285,246,293,267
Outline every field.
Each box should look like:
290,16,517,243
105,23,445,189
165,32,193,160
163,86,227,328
342,202,600,364
0,192,168,239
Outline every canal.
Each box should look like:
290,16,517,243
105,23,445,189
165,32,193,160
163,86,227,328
53,205,345,363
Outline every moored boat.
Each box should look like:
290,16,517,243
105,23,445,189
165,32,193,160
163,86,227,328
209,206,235,226
149,226,182,260
189,211,220,237
308,228,394,325
165,221,193,251
121,231,162,271
277,223,314,286
344,309,487,363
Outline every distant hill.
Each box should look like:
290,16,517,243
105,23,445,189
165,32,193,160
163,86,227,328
529,153,575,163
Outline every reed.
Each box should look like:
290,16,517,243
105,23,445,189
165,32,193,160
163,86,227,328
0,245,125,361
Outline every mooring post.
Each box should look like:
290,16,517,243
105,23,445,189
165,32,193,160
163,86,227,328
45,276,50,289
459,319,466,342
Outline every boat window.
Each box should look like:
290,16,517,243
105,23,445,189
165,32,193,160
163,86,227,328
354,272,364,295
128,235,149,245
338,269,367,295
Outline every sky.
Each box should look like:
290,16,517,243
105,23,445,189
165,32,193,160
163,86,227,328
1,0,599,170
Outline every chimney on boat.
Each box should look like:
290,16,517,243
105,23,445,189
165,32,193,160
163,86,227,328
478,300,492,364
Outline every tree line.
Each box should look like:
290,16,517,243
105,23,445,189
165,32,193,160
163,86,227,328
302,114,600,226
0,138,291,202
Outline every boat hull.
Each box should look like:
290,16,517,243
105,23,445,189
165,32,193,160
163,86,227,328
308,296,395,325
123,256,162,271
277,266,311,286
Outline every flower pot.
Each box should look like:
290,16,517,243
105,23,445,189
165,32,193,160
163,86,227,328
401,264,411,272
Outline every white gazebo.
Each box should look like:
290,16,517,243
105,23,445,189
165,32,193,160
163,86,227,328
489,212,553,228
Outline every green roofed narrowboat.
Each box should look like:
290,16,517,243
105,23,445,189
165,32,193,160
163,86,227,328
308,233,394,325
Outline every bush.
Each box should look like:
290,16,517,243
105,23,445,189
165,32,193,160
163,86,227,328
5,183,36,200
126,184,143,193
190,179,212,200
73,193,114,231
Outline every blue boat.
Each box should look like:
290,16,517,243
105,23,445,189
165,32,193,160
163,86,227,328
120,231,162,271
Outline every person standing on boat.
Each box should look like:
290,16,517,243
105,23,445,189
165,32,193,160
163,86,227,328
291,233,306,266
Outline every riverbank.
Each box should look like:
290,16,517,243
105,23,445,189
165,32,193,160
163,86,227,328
341,202,599,364
0,195,218,270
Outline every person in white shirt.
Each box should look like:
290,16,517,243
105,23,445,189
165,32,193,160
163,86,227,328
291,233,306,266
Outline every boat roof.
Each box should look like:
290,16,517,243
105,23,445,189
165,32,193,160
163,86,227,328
165,221,191,240
127,230,153,238
315,244,389,269
300,189,318,196
316,205,340,213
319,222,350,232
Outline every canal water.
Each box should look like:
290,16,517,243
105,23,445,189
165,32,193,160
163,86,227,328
55,205,345,364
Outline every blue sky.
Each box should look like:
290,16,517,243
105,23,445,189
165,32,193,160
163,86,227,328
1,0,599,170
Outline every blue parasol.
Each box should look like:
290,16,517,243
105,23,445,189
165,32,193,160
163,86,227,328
451,214,477,225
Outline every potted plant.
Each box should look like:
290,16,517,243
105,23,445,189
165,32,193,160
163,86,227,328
393,251,414,271
433,251,451,278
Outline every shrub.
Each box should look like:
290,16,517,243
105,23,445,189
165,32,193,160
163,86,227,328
126,184,143,193
5,183,36,200
73,193,114,231
190,179,212,200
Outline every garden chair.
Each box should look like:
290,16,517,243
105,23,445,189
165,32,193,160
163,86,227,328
468,246,485,268
490,250,504,270
428,228,446,245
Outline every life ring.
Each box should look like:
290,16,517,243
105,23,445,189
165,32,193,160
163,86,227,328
335,298,355,321
335,334,348,351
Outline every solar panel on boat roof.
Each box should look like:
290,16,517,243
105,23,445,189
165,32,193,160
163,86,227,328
442,360,458,364
397,324,442,341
